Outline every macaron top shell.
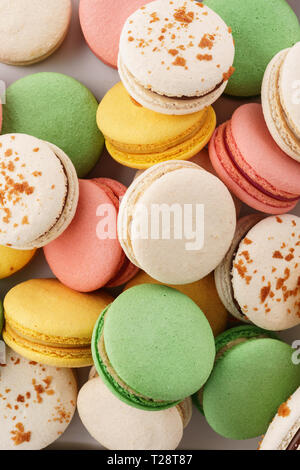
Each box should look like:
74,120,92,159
0,134,67,248
96,284,215,404
232,215,300,331
119,0,234,98
0,348,77,450
279,42,300,138
0,245,36,279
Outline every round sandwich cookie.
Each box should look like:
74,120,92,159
209,103,300,214
124,270,228,336
3,279,113,368
0,245,36,279
118,160,236,285
0,134,79,250
262,42,300,162
97,82,216,169
260,387,300,450
118,0,235,115
92,284,215,411
77,371,192,450
198,325,300,440
216,214,300,331
0,0,72,66
2,73,104,177
79,0,152,68
44,178,139,292
0,347,77,450
204,0,300,97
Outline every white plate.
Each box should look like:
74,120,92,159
0,0,299,451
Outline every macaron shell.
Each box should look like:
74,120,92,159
79,0,152,68
0,348,77,450
0,245,36,279
203,338,300,439
0,299,3,335
77,377,183,450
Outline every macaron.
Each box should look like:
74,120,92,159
77,371,192,450
3,279,113,367
0,300,3,336
97,82,216,169
209,103,300,214
92,284,215,410
124,271,228,336
0,133,79,250
199,325,300,440
262,42,300,162
0,0,71,66
118,160,236,284
44,178,139,292
79,0,152,68
2,73,104,177
0,246,36,279
204,0,300,97
260,387,300,450
118,0,235,115
0,347,77,450
215,214,300,331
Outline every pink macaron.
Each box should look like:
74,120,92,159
209,103,300,214
44,178,139,292
79,0,152,69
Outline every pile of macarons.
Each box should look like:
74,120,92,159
0,0,300,451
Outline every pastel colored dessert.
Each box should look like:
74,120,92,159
0,134,79,250
92,284,215,411
209,103,300,214
3,279,113,367
78,370,192,450
118,160,236,284
44,178,139,292
0,300,3,336
2,73,104,177
215,214,300,331
0,347,77,450
118,0,235,115
97,82,216,169
0,0,71,66
262,42,300,161
260,387,300,450
198,326,300,440
0,246,36,279
205,0,300,97
79,0,152,68
124,271,228,336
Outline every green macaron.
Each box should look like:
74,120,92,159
199,325,300,440
92,284,215,411
2,72,104,177
205,0,300,97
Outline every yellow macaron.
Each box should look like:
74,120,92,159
97,82,216,169
3,278,113,367
124,271,228,336
0,245,36,279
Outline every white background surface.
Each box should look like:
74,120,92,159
0,0,299,450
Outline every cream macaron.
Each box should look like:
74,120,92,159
0,134,78,250
118,0,235,115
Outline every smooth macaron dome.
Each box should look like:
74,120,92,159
202,325,300,440
118,0,235,114
209,103,300,214
3,279,113,367
0,0,72,66
204,0,300,97
262,42,300,161
0,348,77,450
97,82,216,169
118,160,236,285
92,284,215,411
0,134,79,249
260,387,300,450
0,245,36,279
2,73,104,177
